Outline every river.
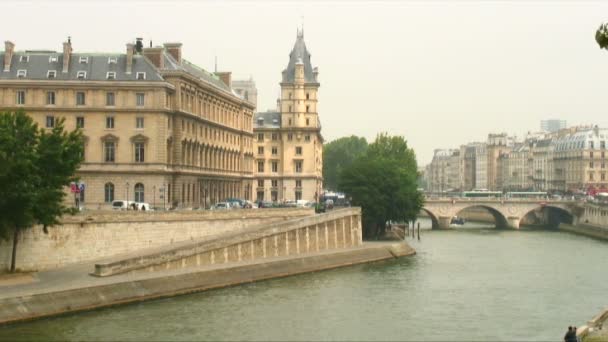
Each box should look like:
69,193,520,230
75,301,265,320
1,219,607,341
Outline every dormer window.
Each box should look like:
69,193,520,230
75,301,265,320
47,70,57,79
49,56,58,63
136,72,146,80
79,56,88,64
108,57,117,64
16,70,27,78
19,55,29,62
257,118,264,126
106,72,116,80
77,71,87,79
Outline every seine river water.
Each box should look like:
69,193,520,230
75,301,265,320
2,219,608,341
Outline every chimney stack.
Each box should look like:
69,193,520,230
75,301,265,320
163,43,182,64
142,47,164,69
215,71,232,88
62,38,72,73
126,43,134,74
3,41,14,72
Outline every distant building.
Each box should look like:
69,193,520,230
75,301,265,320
232,77,258,108
541,119,567,133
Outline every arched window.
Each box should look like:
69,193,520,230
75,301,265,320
134,183,144,202
104,183,114,203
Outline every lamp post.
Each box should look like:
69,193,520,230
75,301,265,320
126,182,130,210
153,185,156,210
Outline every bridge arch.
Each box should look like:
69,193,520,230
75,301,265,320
518,205,574,228
419,208,440,229
454,205,509,229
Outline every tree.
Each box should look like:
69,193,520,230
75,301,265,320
322,136,368,191
596,23,608,49
338,133,423,239
0,110,83,272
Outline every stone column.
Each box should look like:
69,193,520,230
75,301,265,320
506,216,521,229
437,216,451,229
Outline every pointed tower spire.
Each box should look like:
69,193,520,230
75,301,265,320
214,56,217,72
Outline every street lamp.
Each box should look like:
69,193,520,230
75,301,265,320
126,182,130,210
153,185,156,210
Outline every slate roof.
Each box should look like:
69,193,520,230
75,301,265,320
281,31,317,84
162,52,232,93
0,51,163,81
253,111,281,129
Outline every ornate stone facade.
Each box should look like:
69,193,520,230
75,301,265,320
253,30,323,203
0,38,255,209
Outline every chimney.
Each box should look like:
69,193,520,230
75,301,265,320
62,38,72,73
142,47,164,69
313,67,319,81
163,43,182,64
215,71,232,88
3,41,14,72
126,43,134,74
276,98,281,112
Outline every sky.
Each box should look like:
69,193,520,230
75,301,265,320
4,0,608,164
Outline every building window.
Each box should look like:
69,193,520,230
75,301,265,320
136,117,144,129
296,180,302,188
16,91,25,105
76,117,85,129
136,93,145,107
135,142,145,162
136,72,146,80
106,116,114,129
306,93,310,100
305,135,311,142
271,133,278,141
76,71,87,79
590,162,594,169
46,91,55,105
104,141,115,162
288,105,292,112
306,105,310,113
257,179,264,187
271,191,278,202
591,152,594,159
45,116,55,128
306,118,310,126
288,93,292,99
296,146,302,155
16,70,26,78
257,146,264,155
602,173,606,181
76,92,86,105
257,161,264,173
295,191,302,201
295,161,303,173
272,161,278,173
106,72,116,80
602,141,606,149
256,191,264,202
288,133,293,141
257,133,264,142
271,180,278,187
590,172,595,181
104,183,114,203
106,92,115,106
47,70,57,79
134,183,144,202
288,119,292,126
108,56,117,64
79,56,89,64
272,147,278,155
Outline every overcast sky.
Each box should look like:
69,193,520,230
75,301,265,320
5,1,608,164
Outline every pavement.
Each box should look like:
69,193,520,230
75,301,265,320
0,241,407,301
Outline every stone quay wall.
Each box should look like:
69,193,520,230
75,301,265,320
0,208,314,272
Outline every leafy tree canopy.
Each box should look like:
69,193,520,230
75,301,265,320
338,133,423,239
597,23,608,50
0,110,83,271
323,136,368,191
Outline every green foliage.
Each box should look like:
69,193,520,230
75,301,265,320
338,133,423,239
596,23,608,50
322,136,368,191
0,110,83,270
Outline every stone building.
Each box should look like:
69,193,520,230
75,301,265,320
486,133,513,190
427,149,460,193
253,30,323,203
0,38,255,209
232,77,258,109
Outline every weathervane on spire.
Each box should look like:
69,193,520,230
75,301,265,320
298,16,304,38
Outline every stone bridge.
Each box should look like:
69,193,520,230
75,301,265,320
422,199,579,229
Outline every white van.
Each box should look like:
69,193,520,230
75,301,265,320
112,200,135,210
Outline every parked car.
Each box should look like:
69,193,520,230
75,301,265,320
225,198,245,208
212,202,231,210
257,201,274,208
325,199,334,210
112,200,136,210
284,200,297,208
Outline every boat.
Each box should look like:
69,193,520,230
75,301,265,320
451,216,466,225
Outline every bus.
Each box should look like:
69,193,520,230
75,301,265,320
462,190,502,198
505,191,548,199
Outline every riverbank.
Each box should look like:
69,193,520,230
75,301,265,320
560,223,608,241
0,241,414,325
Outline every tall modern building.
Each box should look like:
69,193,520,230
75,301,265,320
0,38,255,209
253,29,324,203
541,119,567,133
